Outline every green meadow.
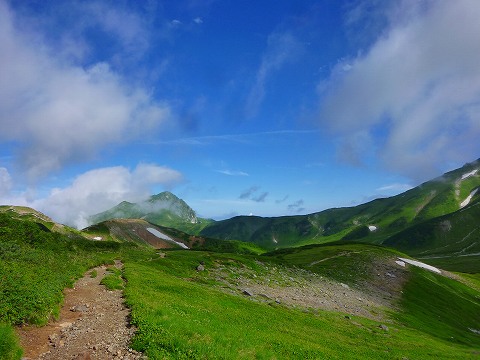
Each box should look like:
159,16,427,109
1,211,480,359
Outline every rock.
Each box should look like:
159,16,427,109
385,272,396,278
243,289,254,296
379,324,389,331
71,304,88,312
196,264,205,271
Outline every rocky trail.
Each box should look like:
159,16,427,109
17,261,144,360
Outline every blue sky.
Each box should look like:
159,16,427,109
1,0,480,227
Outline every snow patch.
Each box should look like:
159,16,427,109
461,169,478,180
460,188,478,208
368,225,377,232
146,227,189,249
398,257,441,274
395,260,406,267
93,236,102,241
272,236,278,244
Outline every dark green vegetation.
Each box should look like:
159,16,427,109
385,197,480,272
100,266,124,290
0,324,22,360
397,266,480,347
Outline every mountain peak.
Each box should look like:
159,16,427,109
90,191,198,226
148,191,177,202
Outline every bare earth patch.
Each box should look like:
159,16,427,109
208,258,409,321
17,261,143,360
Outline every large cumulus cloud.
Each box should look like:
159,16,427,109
30,164,183,228
0,1,170,179
320,0,480,180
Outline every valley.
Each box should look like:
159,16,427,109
1,160,480,359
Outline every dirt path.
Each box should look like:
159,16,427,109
17,261,144,360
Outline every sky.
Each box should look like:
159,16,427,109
1,0,480,228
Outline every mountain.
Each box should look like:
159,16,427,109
86,160,480,270
200,159,480,256
0,205,80,237
384,193,480,272
89,191,210,232
83,218,263,255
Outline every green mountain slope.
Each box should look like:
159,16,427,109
83,218,264,255
384,195,480,272
89,191,212,233
200,159,480,251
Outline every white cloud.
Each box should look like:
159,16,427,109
246,32,302,118
376,183,413,193
30,164,183,228
193,17,203,24
320,0,480,180
215,169,249,176
0,167,12,197
0,1,170,180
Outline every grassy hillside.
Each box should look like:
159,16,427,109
0,211,122,359
123,248,480,359
384,195,480,272
2,207,480,359
83,218,265,255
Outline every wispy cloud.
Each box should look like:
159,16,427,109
287,199,305,213
376,183,413,193
239,186,268,202
320,0,480,181
252,192,268,203
246,31,302,118
275,195,289,204
239,186,260,199
154,129,320,146
216,170,249,176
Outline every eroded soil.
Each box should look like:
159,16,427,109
17,261,143,360
207,257,409,321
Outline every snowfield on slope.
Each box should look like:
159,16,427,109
461,169,478,180
460,188,478,208
398,257,441,274
146,227,189,249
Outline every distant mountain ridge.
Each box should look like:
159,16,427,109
89,191,199,228
199,159,480,261
88,159,480,270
